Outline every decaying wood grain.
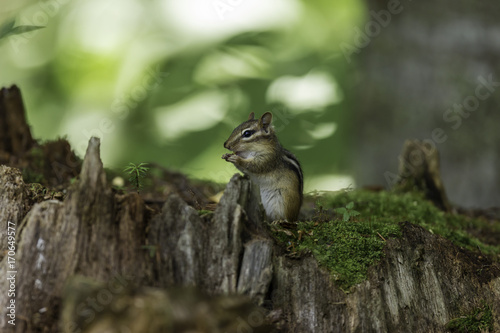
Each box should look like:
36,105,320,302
272,255,348,331
0,86,35,160
397,139,451,211
272,222,500,332
148,173,272,299
237,239,273,306
0,166,27,259
346,222,500,332
0,138,151,332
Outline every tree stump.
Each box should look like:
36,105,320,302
0,85,80,187
396,140,452,211
0,86,35,161
1,86,499,332
0,137,275,332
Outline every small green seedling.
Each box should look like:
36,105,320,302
124,163,149,192
335,201,360,222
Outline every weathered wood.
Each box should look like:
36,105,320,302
0,86,35,160
148,193,207,287
272,222,500,332
214,173,266,233
0,134,276,332
149,173,273,298
237,239,274,306
207,175,246,294
272,255,348,332
0,166,27,258
0,137,150,332
345,222,500,332
396,140,451,211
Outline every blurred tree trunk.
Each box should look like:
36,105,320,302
353,0,500,208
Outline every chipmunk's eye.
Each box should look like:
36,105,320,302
242,130,255,138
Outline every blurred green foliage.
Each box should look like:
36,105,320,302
0,19,44,40
0,0,367,190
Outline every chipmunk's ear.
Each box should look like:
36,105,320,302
248,112,255,120
260,112,273,132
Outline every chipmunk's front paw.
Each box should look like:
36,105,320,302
222,153,239,163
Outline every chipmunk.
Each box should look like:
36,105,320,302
222,112,303,221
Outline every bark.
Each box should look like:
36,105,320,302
396,139,452,211
346,222,500,332
272,222,500,332
0,86,35,160
0,167,28,259
0,138,150,332
148,173,271,299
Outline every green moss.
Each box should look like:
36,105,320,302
272,189,500,290
26,182,65,202
22,146,45,183
322,190,500,257
446,303,493,333
274,218,399,290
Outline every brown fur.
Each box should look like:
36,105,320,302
223,112,303,221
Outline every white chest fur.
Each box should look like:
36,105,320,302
249,174,285,220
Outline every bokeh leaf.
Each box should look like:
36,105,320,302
9,25,45,36
0,19,15,39
0,20,44,40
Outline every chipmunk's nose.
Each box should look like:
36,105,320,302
224,141,229,149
